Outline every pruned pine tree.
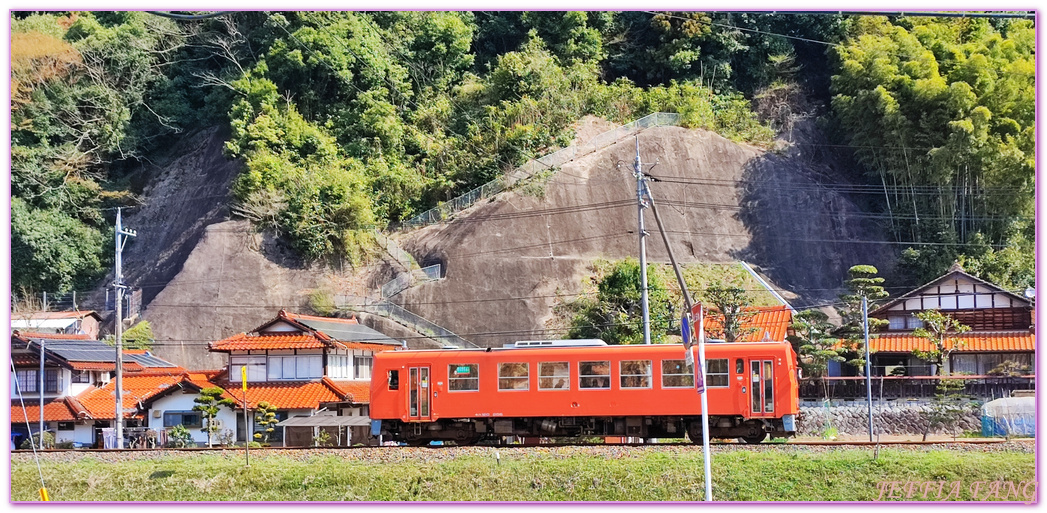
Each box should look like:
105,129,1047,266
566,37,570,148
193,387,236,448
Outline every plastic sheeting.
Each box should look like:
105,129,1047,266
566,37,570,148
981,397,1035,437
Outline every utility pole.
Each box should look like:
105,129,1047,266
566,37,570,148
634,137,651,345
113,208,136,449
39,339,44,443
863,296,873,442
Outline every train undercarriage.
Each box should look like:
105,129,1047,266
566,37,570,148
378,415,794,445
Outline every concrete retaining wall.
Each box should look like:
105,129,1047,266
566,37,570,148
797,402,982,437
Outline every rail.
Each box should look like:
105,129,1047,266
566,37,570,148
359,299,476,348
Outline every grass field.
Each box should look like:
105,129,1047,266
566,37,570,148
11,443,1035,502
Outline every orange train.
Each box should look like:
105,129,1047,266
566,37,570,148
369,340,799,445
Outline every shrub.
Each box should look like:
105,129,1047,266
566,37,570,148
165,424,194,448
20,431,55,450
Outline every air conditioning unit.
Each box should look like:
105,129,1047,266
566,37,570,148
210,418,223,429
152,410,162,418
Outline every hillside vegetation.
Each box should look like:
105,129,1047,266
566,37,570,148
10,11,1035,299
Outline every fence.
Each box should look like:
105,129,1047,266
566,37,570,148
380,264,443,298
12,289,141,320
360,299,475,348
401,112,681,230
799,375,1035,401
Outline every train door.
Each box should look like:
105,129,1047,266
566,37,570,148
747,358,775,418
407,366,432,422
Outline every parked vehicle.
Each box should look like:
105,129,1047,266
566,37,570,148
369,341,799,445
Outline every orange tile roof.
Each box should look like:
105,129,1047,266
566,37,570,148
15,311,99,320
222,380,346,409
11,399,78,423
324,379,371,404
210,332,328,351
67,361,146,372
12,331,92,341
871,331,1034,353
77,374,188,420
342,342,399,352
702,305,792,342
11,354,39,366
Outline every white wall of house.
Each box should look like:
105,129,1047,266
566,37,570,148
146,390,239,445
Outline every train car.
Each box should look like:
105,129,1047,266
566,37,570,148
369,341,798,445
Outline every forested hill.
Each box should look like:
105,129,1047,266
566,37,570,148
10,11,1035,304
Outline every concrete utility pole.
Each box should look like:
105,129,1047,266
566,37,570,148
634,137,652,345
863,296,873,442
113,208,136,449
39,339,45,442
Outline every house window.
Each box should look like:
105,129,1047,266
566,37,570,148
448,363,479,391
498,363,529,390
354,356,373,380
251,411,288,443
619,360,652,389
906,316,924,329
662,359,694,388
44,369,61,394
71,370,91,384
539,362,570,390
230,356,266,382
163,411,202,429
15,369,37,393
327,355,349,379
579,361,611,389
268,355,322,380
707,358,729,387
888,316,906,330
57,422,75,431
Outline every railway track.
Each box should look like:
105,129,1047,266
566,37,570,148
12,437,1015,453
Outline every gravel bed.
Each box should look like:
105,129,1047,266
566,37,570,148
12,440,1033,465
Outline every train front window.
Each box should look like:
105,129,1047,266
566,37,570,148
619,360,652,388
539,361,569,389
499,362,530,390
388,370,399,390
661,359,694,388
449,363,479,391
579,361,611,389
707,359,729,387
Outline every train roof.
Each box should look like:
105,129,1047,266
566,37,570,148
377,341,793,358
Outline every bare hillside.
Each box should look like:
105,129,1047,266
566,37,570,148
391,120,892,347
122,118,893,366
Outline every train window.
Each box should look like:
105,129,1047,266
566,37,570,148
499,362,530,390
448,363,479,391
388,370,399,390
707,359,729,387
736,359,744,374
579,361,611,389
619,360,652,388
661,360,694,388
539,362,570,390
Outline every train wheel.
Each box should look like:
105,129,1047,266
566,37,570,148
740,432,767,444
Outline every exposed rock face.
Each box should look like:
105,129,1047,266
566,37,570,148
395,122,893,347
119,117,895,366
797,403,982,437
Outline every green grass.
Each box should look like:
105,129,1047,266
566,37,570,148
12,446,1035,502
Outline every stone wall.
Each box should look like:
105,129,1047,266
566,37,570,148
797,402,982,437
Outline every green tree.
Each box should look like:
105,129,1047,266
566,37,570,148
567,259,673,345
911,309,971,376
254,401,280,445
193,387,236,448
702,283,755,342
837,265,889,371
787,309,843,401
831,17,1034,285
